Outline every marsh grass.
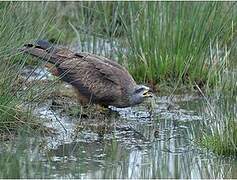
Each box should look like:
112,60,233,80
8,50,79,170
196,64,237,155
195,41,237,156
0,2,64,135
200,95,237,155
118,2,237,88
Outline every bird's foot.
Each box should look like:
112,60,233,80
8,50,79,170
96,105,120,117
96,105,110,114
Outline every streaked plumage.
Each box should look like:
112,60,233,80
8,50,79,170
19,40,152,108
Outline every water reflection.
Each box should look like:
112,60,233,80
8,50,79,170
4,66,237,178
38,98,236,178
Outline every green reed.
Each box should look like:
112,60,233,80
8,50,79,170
118,2,237,88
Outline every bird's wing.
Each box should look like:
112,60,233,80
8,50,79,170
58,54,134,104
76,53,136,88
20,41,136,106
76,52,126,71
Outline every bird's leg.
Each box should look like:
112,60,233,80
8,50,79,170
96,105,120,118
79,105,85,119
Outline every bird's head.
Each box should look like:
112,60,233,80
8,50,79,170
130,85,153,106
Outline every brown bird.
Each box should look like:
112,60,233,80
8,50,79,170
19,40,153,108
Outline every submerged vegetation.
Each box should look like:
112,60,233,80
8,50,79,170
0,1,236,178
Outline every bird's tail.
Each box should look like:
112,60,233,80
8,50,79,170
19,40,63,65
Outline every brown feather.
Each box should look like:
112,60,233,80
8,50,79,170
20,43,137,107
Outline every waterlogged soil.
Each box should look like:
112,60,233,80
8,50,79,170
1,66,236,178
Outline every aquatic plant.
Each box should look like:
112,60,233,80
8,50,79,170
199,69,237,156
192,39,237,156
200,96,237,155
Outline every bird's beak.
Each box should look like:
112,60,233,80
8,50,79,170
143,90,153,97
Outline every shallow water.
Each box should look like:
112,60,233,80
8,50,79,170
1,58,236,178
34,98,236,179
2,66,237,178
